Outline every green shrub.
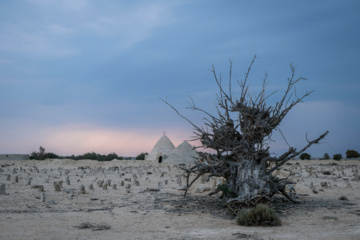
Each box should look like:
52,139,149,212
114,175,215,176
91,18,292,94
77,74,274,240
136,152,148,160
44,153,59,159
236,204,281,226
299,153,311,160
73,152,123,161
217,184,237,198
81,152,99,160
346,150,360,159
323,153,330,160
103,152,120,161
333,154,342,161
30,146,45,160
30,146,59,160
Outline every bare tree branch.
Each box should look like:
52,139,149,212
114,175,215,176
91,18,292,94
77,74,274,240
163,56,329,208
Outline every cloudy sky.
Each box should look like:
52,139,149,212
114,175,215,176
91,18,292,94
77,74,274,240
0,0,359,158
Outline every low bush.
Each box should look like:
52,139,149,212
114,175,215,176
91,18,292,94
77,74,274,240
218,184,237,198
346,150,360,159
136,152,148,160
44,153,60,159
236,204,281,227
68,152,123,161
31,146,58,160
299,153,311,160
323,153,330,160
333,154,342,161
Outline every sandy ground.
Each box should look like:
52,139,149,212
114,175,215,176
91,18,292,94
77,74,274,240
0,159,359,240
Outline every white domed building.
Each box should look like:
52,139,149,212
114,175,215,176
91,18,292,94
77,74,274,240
145,133,175,163
146,133,198,165
166,141,198,165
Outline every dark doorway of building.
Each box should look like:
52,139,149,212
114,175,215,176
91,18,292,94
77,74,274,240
158,156,163,163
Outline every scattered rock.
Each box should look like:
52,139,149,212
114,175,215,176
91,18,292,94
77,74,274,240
97,180,103,187
53,182,61,192
232,233,260,239
0,183,7,195
200,175,206,184
320,182,328,188
27,178,32,186
40,192,45,202
339,195,348,201
177,176,182,186
196,186,211,193
74,222,111,231
68,189,74,198
66,176,70,185
45,175,50,183
145,188,160,192
177,186,188,190
79,185,86,194
322,216,338,221
353,173,360,182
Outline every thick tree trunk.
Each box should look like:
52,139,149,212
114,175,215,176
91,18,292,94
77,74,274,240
225,159,295,207
226,160,271,205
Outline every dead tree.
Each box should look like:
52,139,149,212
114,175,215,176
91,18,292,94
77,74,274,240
163,55,328,211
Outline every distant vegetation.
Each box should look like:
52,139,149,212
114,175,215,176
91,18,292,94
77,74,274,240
297,150,360,161
65,152,123,161
346,150,360,159
136,152,148,160
299,153,311,160
30,146,359,161
30,146,145,161
333,153,342,161
31,146,60,160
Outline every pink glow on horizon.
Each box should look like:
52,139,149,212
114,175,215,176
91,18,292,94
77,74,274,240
0,118,200,156
41,124,195,156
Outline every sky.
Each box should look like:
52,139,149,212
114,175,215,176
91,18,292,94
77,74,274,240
0,0,359,158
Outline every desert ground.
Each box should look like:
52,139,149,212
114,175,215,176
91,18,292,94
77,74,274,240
0,158,359,240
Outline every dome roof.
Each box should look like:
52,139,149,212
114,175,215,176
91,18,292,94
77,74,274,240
166,141,198,165
146,134,175,162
